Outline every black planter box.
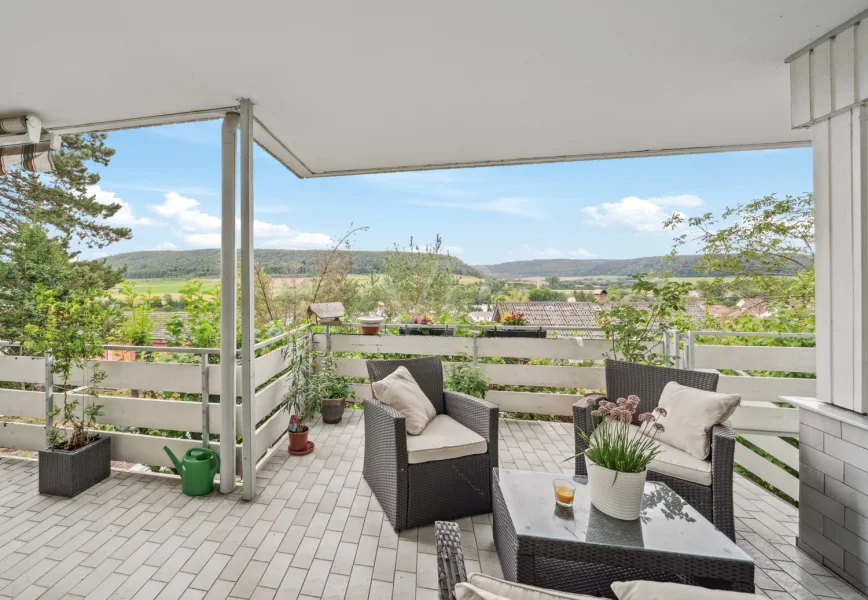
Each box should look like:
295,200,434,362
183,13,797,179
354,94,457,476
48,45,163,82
398,327,453,337
38,435,111,497
484,328,547,338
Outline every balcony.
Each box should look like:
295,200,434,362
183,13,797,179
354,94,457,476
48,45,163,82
0,326,849,598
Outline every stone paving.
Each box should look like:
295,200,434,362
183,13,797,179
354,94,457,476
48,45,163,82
0,409,865,599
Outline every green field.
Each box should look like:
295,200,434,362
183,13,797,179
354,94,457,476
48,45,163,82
114,274,482,298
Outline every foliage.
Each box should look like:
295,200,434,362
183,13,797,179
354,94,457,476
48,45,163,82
165,281,221,349
596,274,692,365
281,335,320,430
383,236,464,315
444,365,489,399
476,255,728,279
23,286,119,450
527,288,566,302
312,360,355,400
0,133,130,254
103,247,486,279
118,281,155,347
0,225,124,348
500,312,528,326
572,397,667,474
665,193,813,306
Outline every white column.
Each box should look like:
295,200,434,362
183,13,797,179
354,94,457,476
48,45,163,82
219,111,239,492
239,98,257,501
790,20,868,412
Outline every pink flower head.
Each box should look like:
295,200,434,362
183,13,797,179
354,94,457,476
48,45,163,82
585,397,597,407
620,411,631,423
605,415,616,423
625,397,640,410
591,409,602,417
655,407,668,417
653,423,665,432
637,412,655,423
627,394,640,404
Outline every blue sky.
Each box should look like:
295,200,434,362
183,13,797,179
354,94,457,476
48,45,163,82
86,120,813,266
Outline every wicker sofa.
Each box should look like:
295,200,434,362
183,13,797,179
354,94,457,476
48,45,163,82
364,357,499,531
572,359,736,541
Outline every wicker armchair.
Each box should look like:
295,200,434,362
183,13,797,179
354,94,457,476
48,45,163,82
364,357,499,531
573,359,736,541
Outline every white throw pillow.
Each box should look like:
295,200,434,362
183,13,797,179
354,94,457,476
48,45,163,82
371,366,437,435
456,582,510,600
468,573,601,599
653,382,741,460
612,580,757,600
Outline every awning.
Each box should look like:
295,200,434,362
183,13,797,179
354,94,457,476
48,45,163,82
0,142,55,176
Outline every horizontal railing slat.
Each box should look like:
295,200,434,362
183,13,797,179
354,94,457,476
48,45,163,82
694,345,815,373
730,401,800,435
255,372,290,424
476,337,610,360
740,434,800,471
735,443,799,500
255,407,290,460
717,375,816,404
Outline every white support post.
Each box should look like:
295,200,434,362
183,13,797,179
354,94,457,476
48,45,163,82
239,99,257,501
219,111,239,493
44,354,53,448
790,22,868,412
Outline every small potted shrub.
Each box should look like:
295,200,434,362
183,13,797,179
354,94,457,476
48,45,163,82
444,365,489,399
24,286,118,497
282,334,321,455
399,315,453,336
488,311,545,338
314,360,355,424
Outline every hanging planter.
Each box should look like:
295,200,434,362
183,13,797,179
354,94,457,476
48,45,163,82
484,327,546,338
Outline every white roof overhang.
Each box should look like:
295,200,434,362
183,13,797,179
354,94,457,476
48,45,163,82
6,1,867,178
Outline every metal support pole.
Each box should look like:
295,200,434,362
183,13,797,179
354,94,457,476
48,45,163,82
325,325,331,359
201,351,210,449
662,330,670,361
672,330,681,369
44,354,53,448
219,110,239,493
472,331,478,367
239,99,256,501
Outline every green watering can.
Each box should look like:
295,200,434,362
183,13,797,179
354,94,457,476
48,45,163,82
164,446,220,496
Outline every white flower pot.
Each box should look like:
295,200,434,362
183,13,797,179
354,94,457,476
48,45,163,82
586,457,647,520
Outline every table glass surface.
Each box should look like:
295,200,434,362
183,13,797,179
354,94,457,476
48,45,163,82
496,469,752,564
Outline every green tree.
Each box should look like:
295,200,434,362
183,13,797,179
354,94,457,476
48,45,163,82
166,281,221,349
0,224,123,346
119,281,155,347
596,274,693,365
527,288,566,302
665,193,813,308
383,235,462,315
23,285,119,449
545,275,561,289
0,133,130,253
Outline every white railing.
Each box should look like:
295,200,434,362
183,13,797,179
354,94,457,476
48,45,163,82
0,327,307,477
315,326,810,501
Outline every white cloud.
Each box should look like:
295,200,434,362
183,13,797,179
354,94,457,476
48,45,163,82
537,248,596,258
443,245,463,255
580,195,702,233
88,185,156,226
153,242,177,251
413,197,543,220
149,192,334,249
151,192,222,232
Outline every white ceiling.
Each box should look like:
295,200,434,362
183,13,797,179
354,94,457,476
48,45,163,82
6,1,867,177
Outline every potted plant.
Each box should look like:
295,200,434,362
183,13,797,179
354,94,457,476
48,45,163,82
444,365,489,399
24,286,118,497
358,315,386,335
399,315,453,336
488,312,545,338
570,396,668,520
314,360,355,424
282,334,321,455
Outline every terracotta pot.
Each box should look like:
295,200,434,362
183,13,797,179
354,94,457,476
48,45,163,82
321,398,346,424
358,317,385,336
586,457,647,520
360,326,381,335
288,427,309,453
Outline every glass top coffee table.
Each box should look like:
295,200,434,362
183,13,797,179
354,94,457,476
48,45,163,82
492,469,754,598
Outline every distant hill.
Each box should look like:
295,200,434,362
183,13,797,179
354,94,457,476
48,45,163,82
102,249,487,279
474,256,717,279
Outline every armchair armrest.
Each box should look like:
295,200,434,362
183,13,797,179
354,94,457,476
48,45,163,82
572,394,605,476
711,420,736,541
444,391,498,442
435,521,468,599
363,398,408,523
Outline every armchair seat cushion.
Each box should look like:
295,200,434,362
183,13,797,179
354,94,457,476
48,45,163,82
407,415,488,464
623,425,712,486
459,573,601,599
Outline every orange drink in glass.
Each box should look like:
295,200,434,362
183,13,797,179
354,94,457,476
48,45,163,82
553,479,575,507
